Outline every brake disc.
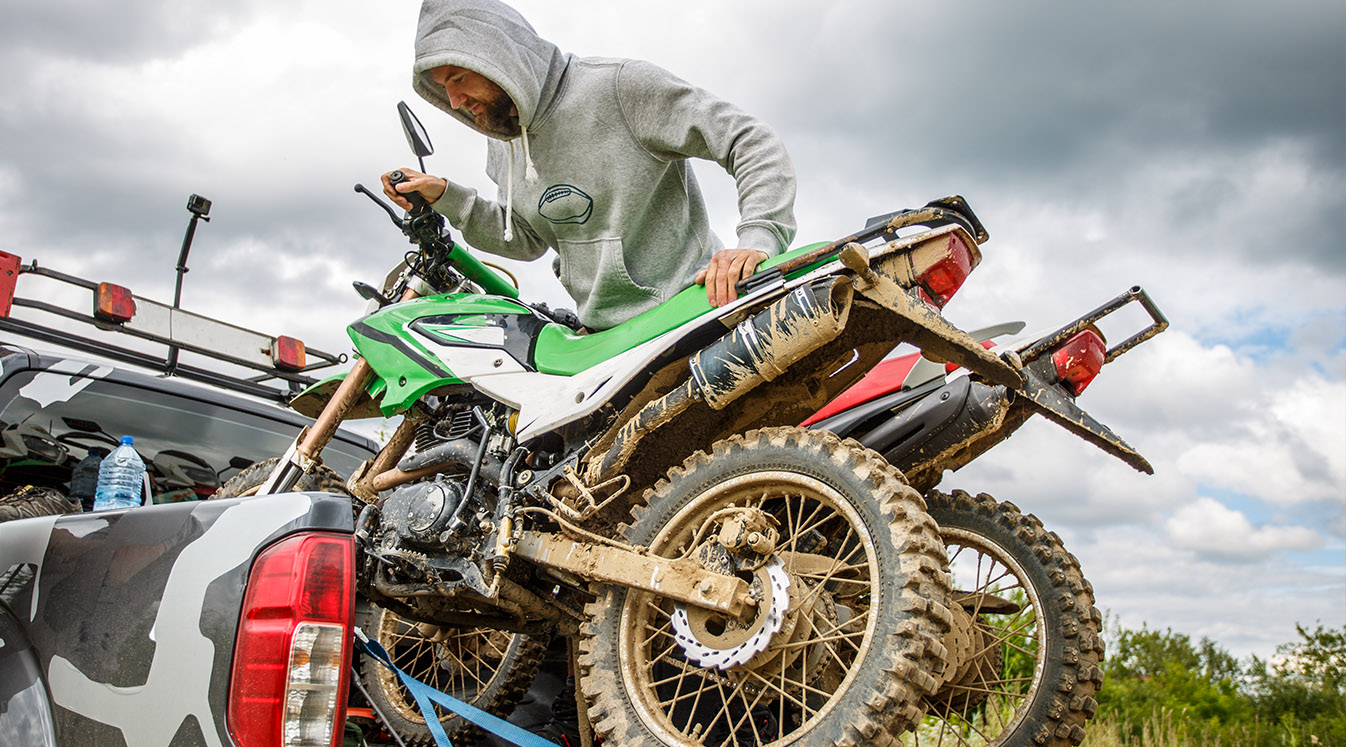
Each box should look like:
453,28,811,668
670,557,790,670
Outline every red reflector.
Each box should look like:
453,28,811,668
272,336,307,371
944,339,997,373
917,234,974,308
0,251,19,319
228,532,354,747
1052,329,1106,395
95,282,136,323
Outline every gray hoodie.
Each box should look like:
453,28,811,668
413,0,797,330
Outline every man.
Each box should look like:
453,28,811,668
382,0,797,331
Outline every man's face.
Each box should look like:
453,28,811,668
429,65,520,136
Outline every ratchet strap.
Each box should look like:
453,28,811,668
354,628,559,747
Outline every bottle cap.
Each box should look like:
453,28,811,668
120,435,134,445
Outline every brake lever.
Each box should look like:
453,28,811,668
354,184,403,227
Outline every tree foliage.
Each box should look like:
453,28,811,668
1091,620,1346,746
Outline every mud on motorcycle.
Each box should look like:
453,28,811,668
220,103,1164,747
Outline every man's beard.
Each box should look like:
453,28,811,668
476,92,520,137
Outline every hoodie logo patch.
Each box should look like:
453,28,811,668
538,184,593,225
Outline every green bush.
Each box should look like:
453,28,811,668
1089,620,1346,747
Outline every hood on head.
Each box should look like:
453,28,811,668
413,0,568,140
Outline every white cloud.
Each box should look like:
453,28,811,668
1087,527,1343,658
1174,372,1345,506
1164,497,1323,559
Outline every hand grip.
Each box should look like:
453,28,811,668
388,170,430,213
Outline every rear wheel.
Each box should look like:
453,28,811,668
906,490,1104,746
578,427,952,746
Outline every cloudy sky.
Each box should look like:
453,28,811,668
3,0,1342,658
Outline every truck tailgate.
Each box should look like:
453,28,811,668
0,492,353,747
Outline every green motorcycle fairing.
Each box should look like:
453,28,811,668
311,241,834,419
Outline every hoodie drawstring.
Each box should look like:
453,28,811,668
503,124,539,243
504,146,516,242
521,124,539,184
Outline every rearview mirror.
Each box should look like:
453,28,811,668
398,101,434,159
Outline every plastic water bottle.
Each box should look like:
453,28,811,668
93,436,147,511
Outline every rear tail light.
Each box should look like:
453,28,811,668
272,336,307,371
1052,328,1106,395
95,282,136,323
916,234,975,308
229,532,354,747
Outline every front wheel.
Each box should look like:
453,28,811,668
360,605,548,747
908,490,1105,746
578,427,952,746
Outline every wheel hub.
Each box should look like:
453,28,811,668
671,557,790,670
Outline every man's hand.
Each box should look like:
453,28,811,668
696,248,769,307
381,168,448,211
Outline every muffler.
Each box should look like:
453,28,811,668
689,276,853,410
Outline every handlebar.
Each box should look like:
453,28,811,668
354,178,520,301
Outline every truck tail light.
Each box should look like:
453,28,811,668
229,532,354,747
95,282,137,323
1051,328,1106,395
272,336,307,371
916,233,975,308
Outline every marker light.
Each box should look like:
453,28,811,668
95,282,136,323
272,336,307,371
1052,328,1106,395
0,251,18,319
228,532,354,747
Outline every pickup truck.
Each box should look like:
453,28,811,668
1,247,378,747
0,490,357,747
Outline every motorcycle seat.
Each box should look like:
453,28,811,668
532,242,829,376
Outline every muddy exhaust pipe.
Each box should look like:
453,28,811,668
590,277,853,483
690,276,854,410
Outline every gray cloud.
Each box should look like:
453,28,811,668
0,1,268,64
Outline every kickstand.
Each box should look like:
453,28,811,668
566,637,594,747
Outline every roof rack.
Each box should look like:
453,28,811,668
1,250,346,403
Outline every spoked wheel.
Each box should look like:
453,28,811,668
578,427,952,746
213,456,349,499
360,605,547,746
906,490,1104,746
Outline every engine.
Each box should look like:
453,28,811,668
380,478,467,548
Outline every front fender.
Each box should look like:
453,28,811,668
288,369,385,420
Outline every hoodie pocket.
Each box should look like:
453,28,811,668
557,236,661,326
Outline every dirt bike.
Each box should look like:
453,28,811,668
222,102,1103,746
801,288,1167,746
344,292,1168,747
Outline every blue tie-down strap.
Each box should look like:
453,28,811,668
354,627,559,747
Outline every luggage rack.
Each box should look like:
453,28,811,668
1,250,346,403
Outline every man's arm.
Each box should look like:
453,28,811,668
381,168,548,261
615,60,797,305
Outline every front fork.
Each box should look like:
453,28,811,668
258,358,378,494
258,287,426,496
